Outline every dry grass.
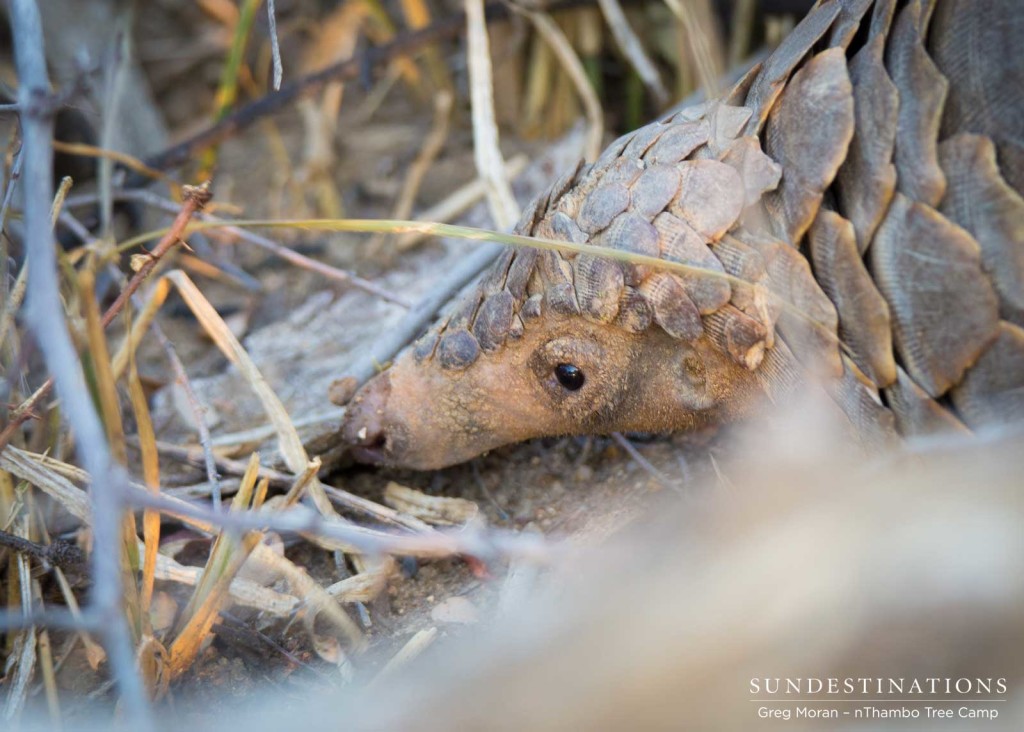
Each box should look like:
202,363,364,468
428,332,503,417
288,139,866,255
0,0,812,726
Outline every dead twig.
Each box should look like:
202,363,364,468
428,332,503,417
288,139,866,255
0,607,100,633
63,188,412,307
126,483,553,562
395,154,529,251
103,181,212,327
139,9,468,176
8,0,152,723
7,441,552,561
0,529,87,572
267,0,283,90
141,438,438,536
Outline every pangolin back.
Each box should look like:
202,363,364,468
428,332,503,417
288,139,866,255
404,0,1024,444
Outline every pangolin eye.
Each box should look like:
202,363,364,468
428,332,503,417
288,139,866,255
554,363,585,391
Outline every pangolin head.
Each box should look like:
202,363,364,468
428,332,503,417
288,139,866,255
343,103,790,469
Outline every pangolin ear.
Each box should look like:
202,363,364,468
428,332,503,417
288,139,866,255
675,352,718,412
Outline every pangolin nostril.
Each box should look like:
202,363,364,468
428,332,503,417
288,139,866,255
363,430,387,450
350,422,387,448
341,372,393,452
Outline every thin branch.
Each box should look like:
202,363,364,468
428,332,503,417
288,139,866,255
0,145,24,231
102,181,212,327
138,10,468,176
98,14,131,237
267,0,283,90
7,0,152,723
63,188,412,307
125,480,553,562
143,438,438,536
395,154,529,252
0,146,24,309
0,529,88,571
663,0,722,97
0,607,100,633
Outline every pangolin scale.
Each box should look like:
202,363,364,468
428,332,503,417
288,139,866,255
342,0,1024,469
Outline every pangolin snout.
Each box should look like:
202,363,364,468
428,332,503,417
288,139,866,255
341,373,396,465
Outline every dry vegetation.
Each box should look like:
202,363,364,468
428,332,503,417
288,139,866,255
1,1,1018,730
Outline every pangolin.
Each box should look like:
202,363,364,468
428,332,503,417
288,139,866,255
342,0,1024,470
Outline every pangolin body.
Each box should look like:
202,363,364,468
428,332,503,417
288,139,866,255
342,0,1024,469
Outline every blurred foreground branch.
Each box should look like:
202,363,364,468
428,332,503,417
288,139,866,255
7,0,153,725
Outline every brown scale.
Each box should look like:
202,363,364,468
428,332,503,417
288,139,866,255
712,236,773,344
546,159,588,213
472,290,515,353
629,165,681,220
621,122,669,161
638,272,704,342
504,248,539,301
741,0,841,136
884,367,970,438
870,194,999,397
651,212,730,314
824,355,899,450
743,230,842,378
668,161,745,242
513,188,550,238
828,0,874,49
718,137,782,208
600,211,660,287
703,104,753,157
576,181,630,235
614,287,653,334
643,120,709,165
833,28,898,254
931,0,1024,195
573,254,625,324
938,134,1024,328
950,322,1024,429
886,0,948,207
704,306,768,371
807,210,896,387
549,211,588,245
599,157,646,188
436,329,480,371
762,48,855,246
